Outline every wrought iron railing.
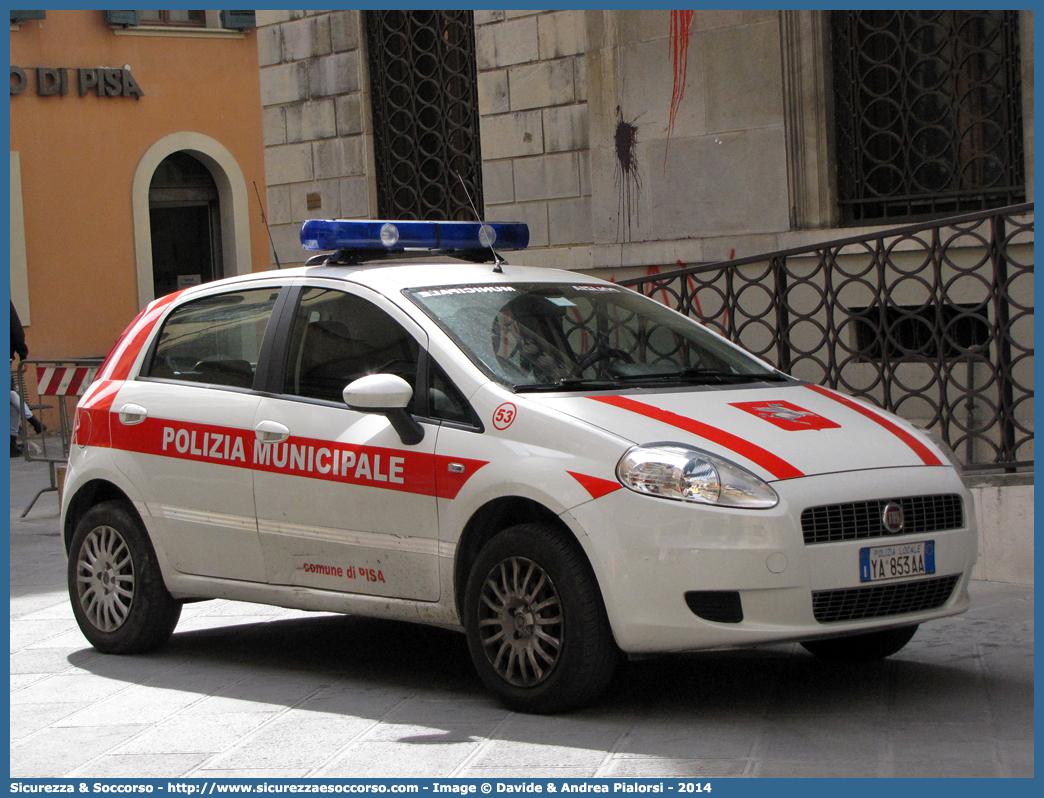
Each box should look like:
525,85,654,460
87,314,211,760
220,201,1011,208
619,204,1034,473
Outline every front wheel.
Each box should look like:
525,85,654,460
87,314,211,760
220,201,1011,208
67,500,181,654
464,523,618,714
800,624,918,663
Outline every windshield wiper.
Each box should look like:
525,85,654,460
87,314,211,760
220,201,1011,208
513,378,621,392
513,369,789,392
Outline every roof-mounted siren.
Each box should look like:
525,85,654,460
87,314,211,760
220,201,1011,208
300,220,529,269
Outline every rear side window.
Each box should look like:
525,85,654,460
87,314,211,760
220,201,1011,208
144,289,279,388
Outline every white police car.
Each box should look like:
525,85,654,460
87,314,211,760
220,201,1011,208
62,220,977,713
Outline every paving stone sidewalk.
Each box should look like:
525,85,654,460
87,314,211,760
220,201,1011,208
9,459,1034,778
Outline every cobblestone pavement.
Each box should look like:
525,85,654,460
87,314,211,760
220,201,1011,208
9,459,1034,778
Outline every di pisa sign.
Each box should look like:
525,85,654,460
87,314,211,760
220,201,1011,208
10,65,144,98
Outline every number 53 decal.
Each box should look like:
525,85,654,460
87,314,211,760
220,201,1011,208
492,402,517,430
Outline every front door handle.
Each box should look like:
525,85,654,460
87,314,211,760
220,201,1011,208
254,420,290,444
118,404,148,425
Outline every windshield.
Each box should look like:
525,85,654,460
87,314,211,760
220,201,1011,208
405,283,785,391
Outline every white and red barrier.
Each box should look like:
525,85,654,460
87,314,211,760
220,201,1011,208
35,365,99,396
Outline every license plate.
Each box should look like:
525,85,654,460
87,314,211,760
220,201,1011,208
859,540,936,583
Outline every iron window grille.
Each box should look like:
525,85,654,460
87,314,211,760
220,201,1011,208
366,10,484,221
833,11,1025,225
851,302,991,362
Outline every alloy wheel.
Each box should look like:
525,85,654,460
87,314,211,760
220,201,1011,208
476,555,563,687
75,524,135,632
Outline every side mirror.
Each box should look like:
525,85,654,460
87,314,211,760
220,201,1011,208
342,374,424,446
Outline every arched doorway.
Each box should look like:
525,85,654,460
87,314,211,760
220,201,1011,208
149,152,223,297
133,132,253,309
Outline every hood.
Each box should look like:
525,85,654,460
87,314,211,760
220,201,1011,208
525,382,946,482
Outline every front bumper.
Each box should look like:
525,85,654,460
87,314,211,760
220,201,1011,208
565,466,977,654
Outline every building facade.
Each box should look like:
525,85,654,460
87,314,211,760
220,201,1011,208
9,9,269,360
257,9,1034,273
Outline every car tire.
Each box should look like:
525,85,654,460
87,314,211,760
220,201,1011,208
463,522,619,714
800,624,919,663
67,500,181,654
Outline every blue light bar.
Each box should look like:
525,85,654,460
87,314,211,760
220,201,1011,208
300,220,530,253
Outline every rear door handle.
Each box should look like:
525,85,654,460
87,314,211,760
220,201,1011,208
254,420,290,444
118,404,148,425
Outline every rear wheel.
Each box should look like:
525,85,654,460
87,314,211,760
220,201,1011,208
801,624,918,663
68,501,181,654
464,523,618,714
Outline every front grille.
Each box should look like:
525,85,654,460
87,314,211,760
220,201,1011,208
801,494,963,545
812,574,960,623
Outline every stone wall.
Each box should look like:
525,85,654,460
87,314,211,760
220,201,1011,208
475,10,794,273
474,10,592,270
256,10,1033,277
970,477,1035,585
255,10,798,271
257,10,371,268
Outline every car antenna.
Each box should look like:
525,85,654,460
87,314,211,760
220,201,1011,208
254,181,281,269
455,170,505,274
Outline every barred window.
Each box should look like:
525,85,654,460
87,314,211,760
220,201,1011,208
832,11,1025,225
851,302,990,362
366,10,483,221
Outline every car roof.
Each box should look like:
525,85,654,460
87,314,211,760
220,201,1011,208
310,260,608,292
191,260,611,296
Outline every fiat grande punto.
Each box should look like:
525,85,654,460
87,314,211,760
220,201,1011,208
62,220,977,713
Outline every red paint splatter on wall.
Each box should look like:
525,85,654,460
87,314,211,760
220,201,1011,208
615,106,642,242
666,10,695,168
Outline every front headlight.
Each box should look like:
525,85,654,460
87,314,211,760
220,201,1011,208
617,444,779,509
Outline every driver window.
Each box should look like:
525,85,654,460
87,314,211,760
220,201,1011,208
283,288,420,404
